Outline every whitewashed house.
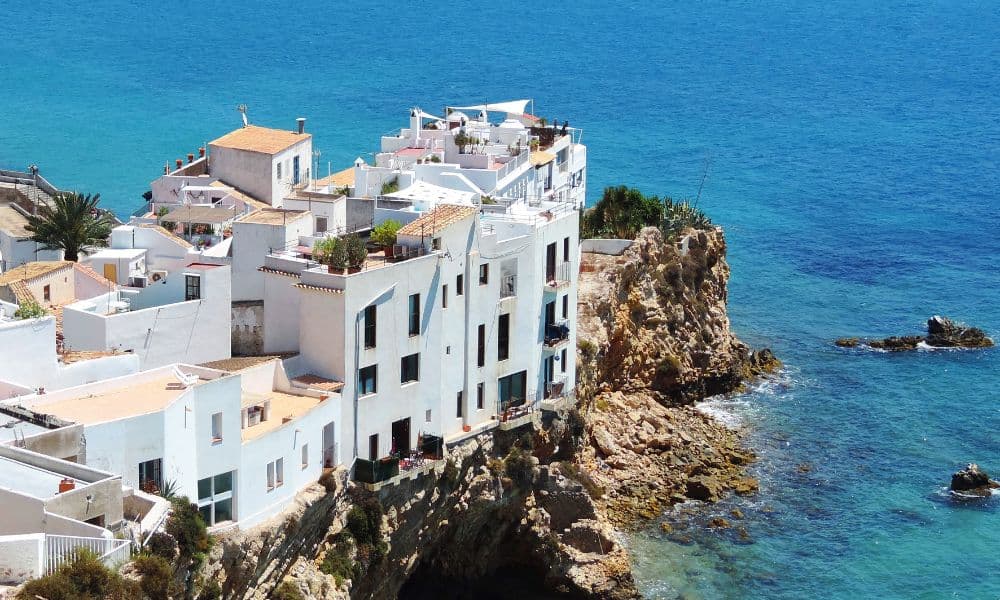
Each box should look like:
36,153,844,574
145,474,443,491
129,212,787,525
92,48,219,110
10,360,341,530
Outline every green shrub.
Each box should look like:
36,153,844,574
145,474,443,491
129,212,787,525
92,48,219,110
370,219,402,247
196,580,222,600
345,496,382,546
440,458,460,488
133,554,174,600
273,580,307,600
320,535,357,585
18,549,140,600
344,233,368,268
380,177,399,195
166,498,210,560
504,446,535,487
145,531,177,560
14,299,46,319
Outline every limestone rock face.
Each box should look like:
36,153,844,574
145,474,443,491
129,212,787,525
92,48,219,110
575,227,773,526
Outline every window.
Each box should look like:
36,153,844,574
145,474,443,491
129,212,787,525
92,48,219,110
456,391,463,418
293,155,300,185
369,434,379,461
564,237,570,262
408,294,420,336
197,471,234,525
562,295,569,319
400,353,419,384
43,285,50,302
479,263,489,285
211,412,223,442
561,348,568,373
477,324,486,367
442,284,448,309
498,371,528,411
185,274,201,301
545,301,556,326
546,243,557,280
425,409,432,423
476,383,484,410
359,365,377,395
267,462,275,489
138,458,162,493
316,217,328,233
498,314,510,361
301,444,309,468
432,237,442,251
276,458,284,486
277,162,282,180
456,274,464,296
363,305,376,348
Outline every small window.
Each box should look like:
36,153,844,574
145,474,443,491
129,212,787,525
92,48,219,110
456,391,463,418
277,162,282,180
359,365,377,395
369,434,379,461
214,471,232,494
477,324,486,367
211,412,223,442
364,305,376,348
456,274,464,296
301,444,309,468
561,348,567,373
43,285,51,302
425,409,432,423
408,293,420,336
198,477,212,501
562,295,569,320
275,458,284,486
479,263,489,285
432,237,442,251
400,353,419,384
476,383,484,410
316,217,328,233
266,462,275,490
185,274,201,301
564,236,570,262
498,314,510,361
442,284,448,308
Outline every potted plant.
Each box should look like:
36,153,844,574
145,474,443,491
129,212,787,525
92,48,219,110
314,237,347,273
371,219,402,257
344,233,368,273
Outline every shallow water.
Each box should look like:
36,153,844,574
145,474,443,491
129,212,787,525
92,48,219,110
2,1,998,598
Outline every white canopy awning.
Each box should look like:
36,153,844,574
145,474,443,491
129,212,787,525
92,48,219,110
414,109,443,121
384,181,476,206
448,99,531,115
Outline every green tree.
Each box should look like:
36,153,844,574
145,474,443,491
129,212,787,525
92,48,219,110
25,191,113,261
581,186,663,239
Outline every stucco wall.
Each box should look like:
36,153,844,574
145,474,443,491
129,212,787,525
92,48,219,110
231,217,311,302
0,316,59,388
232,301,264,356
0,533,44,583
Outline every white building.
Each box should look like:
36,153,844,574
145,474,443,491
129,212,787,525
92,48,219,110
11,360,341,530
260,197,579,473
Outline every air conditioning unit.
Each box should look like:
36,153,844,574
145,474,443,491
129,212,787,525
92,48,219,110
129,275,148,288
150,270,168,284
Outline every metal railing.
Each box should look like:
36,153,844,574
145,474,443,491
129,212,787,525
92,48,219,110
45,535,132,575
545,261,572,286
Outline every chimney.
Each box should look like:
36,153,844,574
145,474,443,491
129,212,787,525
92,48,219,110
58,478,75,494
187,153,194,164
175,159,183,170
164,163,169,174
296,117,306,134
198,147,205,158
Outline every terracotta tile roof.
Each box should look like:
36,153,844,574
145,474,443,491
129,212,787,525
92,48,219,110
238,208,309,226
397,204,477,237
291,374,345,393
209,180,269,209
7,280,34,304
209,125,311,155
162,205,237,225
258,266,301,278
315,167,355,188
0,261,72,286
137,224,194,248
293,282,344,295
530,151,556,167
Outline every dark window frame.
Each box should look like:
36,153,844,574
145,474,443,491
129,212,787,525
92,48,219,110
185,274,201,301
363,305,377,348
498,314,510,361
479,263,489,285
456,391,463,418
456,274,464,296
476,382,484,410
400,353,419,384
477,324,486,367
408,294,420,336
359,364,378,395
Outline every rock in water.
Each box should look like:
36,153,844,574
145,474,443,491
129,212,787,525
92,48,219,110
926,316,994,348
950,463,1000,496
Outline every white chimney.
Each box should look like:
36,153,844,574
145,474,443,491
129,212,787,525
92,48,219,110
296,118,306,134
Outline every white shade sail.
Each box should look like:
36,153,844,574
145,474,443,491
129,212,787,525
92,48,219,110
448,99,531,115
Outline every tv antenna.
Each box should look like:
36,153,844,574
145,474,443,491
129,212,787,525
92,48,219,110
237,104,249,128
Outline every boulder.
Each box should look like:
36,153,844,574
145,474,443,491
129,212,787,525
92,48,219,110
926,316,994,348
685,476,723,502
950,463,999,496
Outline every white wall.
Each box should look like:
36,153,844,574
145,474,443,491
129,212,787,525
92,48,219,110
231,216,312,302
283,196,346,234
0,317,59,389
0,533,44,583
262,260,306,354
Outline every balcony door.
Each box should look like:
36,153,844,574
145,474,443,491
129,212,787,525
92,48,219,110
391,418,410,456
546,242,557,280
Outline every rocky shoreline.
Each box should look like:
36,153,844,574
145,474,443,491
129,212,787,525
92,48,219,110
836,315,994,351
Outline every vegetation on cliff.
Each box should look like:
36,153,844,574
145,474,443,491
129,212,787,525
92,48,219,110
580,185,711,241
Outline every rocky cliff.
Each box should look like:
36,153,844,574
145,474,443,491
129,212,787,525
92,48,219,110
188,226,773,599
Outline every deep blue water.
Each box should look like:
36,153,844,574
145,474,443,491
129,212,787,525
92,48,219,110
2,2,998,598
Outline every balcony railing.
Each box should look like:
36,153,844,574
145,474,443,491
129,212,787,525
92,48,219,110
45,535,132,575
545,377,568,399
500,274,516,299
544,262,572,289
544,321,570,347
353,457,400,484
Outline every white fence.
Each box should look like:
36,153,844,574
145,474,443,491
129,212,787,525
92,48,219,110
45,534,131,575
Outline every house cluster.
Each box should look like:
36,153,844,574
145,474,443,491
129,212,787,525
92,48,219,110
0,101,586,583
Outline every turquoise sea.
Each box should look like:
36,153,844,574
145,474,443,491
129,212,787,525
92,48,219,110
2,2,998,598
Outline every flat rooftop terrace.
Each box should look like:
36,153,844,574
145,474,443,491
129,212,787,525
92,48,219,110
27,376,199,425
0,455,68,499
241,390,329,442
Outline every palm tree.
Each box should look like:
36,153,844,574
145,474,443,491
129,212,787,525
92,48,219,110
25,191,113,261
